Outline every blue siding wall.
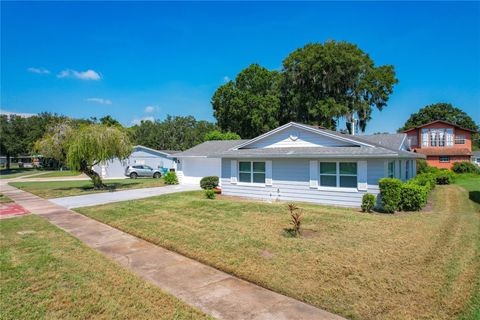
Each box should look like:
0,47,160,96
221,158,392,207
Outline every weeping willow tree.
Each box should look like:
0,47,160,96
35,122,132,189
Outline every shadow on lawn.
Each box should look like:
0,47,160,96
0,168,35,176
56,182,141,192
469,191,480,206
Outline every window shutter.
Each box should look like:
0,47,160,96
230,160,237,184
395,160,401,179
309,160,318,188
265,160,273,186
357,161,368,191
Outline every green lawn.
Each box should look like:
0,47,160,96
0,168,37,179
9,178,165,199
76,177,480,320
0,215,208,320
0,194,13,203
33,170,81,178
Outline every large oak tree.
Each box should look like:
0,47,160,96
212,41,398,137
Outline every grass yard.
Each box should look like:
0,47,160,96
9,178,165,199
0,215,208,320
0,168,37,179
76,177,480,320
0,194,13,203
33,170,81,178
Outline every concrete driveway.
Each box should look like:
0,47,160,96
50,184,200,209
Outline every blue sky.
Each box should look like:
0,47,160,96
1,1,479,133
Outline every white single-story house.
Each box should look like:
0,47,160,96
94,145,179,178
174,122,425,207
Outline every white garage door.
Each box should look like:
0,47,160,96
180,158,221,185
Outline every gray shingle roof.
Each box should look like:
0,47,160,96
354,133,407,150
213,146,424,159
173,123,422,159
173,140,249,157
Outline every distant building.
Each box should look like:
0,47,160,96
402,120,475,169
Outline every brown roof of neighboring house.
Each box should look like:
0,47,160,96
414,148,472,156
402,120,478,133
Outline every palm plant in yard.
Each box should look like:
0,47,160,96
287,203,303,236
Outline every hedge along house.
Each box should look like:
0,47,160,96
175,122,424,207
93,145,179,179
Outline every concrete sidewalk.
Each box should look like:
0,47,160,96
50,184,201,209
0,184,344,320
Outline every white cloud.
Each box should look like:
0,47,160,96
223,76,230,82
27,67,50,74
131,116,154,125
144,105,159,113
86,98,112,105
57,69,101,80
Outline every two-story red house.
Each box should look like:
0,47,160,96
402,120,475,169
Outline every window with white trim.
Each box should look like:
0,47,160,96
319,162,357,188
439,156,450,163
455,134,466,145
422,129,429,147
430,129,438,147
446,128,454,146
238,161,265,184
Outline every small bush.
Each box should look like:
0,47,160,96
416,159,429,174
400,182,428,211
411,173,436,191
200,176,219,190
204,189,215,199
361,193,376,213
287,203,303,236
379,178,403,213
452,161,480,174
434,170,456,185
164,171,178,185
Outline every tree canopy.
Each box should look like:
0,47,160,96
398,103,479,132
212,64,281,139
204,130,241,141
130,115,217,150
212,41,398,137
35,122,132,188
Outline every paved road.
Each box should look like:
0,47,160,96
1,183,344,320
50,184,201,209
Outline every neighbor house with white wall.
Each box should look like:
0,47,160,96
174,122,424,207
94,145,179,178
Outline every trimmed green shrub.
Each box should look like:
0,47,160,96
452,161,480,174
411,173,436,191
379,178,403,213
164,171,178,185
200,176,219,190
434,170,456,185
361,193,376,213
416,159,429,174
204,189,215,199
400,182,428,211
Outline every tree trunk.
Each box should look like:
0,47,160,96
6,154,10,170
80,161,105,189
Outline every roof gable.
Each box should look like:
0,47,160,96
133,145,177,157
233,122,374,150
402,120,477,133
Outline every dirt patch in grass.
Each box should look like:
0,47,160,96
0,215,209,319
76,181,480,320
